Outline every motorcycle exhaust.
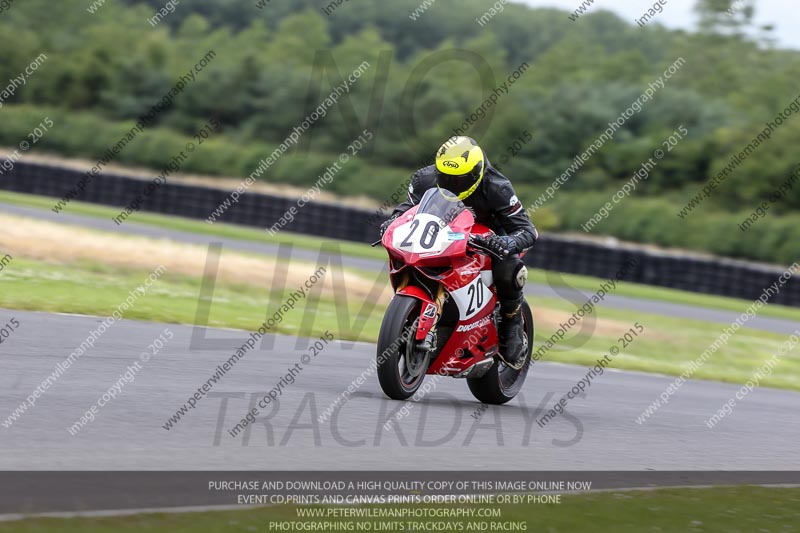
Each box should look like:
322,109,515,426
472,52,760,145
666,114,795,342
453,357,495,379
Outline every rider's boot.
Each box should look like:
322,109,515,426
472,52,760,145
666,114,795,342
497,295,527,370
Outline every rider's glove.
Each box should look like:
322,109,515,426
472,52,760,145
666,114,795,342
379,214,399,238
484,235,518,259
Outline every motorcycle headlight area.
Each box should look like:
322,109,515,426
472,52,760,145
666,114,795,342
392,213,462,255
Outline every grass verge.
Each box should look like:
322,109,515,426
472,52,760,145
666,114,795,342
1,255,798,391
0,258,380,341
2,189,800,322
1,486,798,532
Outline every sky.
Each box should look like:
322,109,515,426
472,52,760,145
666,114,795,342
517,0,800,50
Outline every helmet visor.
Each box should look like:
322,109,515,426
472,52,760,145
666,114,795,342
436,164,482,196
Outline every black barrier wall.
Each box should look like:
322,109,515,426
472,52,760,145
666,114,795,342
2,159,798,306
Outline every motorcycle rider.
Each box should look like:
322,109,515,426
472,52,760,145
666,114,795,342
380,136,538,369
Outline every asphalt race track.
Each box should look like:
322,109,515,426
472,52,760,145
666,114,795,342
2,202,800,512
2,309,799,472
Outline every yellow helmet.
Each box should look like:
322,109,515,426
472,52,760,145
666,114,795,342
434,136,485,200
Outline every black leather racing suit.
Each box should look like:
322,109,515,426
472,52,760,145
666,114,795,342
389,160,538,314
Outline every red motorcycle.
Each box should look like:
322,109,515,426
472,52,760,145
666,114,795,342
376,188,534,404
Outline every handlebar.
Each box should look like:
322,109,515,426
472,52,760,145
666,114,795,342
468,234,509,260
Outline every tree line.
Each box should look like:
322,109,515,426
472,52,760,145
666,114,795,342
0,0,797,264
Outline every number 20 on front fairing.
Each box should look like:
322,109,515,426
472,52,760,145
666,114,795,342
376,188,533,405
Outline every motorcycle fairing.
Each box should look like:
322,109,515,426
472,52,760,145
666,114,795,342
381,189,501,377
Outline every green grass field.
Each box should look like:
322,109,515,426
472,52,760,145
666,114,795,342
0,257,376,341
3,189,800,322
1,190,799,390
1,486,797,533
1,253,798,391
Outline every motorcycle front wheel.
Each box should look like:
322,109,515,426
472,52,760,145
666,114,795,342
467,299,534,405
377,295,428,401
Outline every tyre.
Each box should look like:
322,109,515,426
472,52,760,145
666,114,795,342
377,295,428,400
467,299,534,405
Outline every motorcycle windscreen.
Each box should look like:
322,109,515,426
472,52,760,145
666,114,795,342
390,188,473,258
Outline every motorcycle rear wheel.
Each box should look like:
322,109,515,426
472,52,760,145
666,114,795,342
467,300,534,405
377,295,428,400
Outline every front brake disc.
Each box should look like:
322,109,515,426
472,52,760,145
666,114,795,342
404,341,430,378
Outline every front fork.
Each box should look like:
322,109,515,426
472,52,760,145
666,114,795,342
395,283,448,353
